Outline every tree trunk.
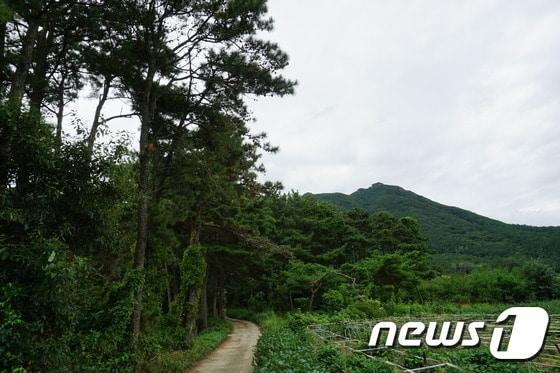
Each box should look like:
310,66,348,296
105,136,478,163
29,27,53,113
1,20,38,201
289,292,294,311
217,267,226,318
218,287,225,318
55,72,66,143
199,273,208,330
9,20,39,108
0,19,6,85
212,277,218,317
309,287,318,312
184,287,200,339
87,76,112,152
131,65,156,342
183,218,205,338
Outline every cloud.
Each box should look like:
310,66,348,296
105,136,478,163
69,0,560,226
247,0,560,226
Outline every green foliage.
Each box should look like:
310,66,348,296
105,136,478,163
381,299,560,316
2,0,298,368
0,110,137,371
521,260,559,299
145,318,230,373
253,312,391,373
446,349,533,372
316,183,560,268
420,264,560,303
168,245,207,333
180,245,207,302
254,312,329,372
321,289,345,311
0,283,24,370
254,301,560,372
0,1,11,23
232,192,431,312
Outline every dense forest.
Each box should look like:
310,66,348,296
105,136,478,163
0,0,296,370
0,1,558,372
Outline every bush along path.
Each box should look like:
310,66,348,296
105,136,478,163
252,312,387,372
145,318,231,372
188,318,260,373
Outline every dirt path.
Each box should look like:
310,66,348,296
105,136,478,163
188,318,260,373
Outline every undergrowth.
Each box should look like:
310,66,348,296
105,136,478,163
144,318,230,372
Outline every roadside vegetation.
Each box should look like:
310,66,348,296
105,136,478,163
246,306,558,373
238,311,385,372
145,318,230,373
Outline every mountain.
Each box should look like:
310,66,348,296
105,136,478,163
314,183,560,269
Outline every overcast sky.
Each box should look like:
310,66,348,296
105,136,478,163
245,0,560,227
73,0,560,226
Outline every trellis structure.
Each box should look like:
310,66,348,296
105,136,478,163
308,314,560,372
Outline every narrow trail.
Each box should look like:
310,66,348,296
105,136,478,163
187,318,260,373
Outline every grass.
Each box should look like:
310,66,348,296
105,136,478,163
252,311,330,372
246,310,388,372
145,318,231,372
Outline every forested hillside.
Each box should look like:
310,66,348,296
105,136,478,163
316,183,560,269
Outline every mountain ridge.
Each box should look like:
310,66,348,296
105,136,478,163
314,182,560,266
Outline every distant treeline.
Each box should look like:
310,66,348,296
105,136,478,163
227,194,559,316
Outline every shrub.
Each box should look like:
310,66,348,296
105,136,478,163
322,289,345,311
254,313,328,372
146,318,230,372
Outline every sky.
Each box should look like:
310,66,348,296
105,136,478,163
72,0,560,226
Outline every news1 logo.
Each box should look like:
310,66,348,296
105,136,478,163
368,307,549,360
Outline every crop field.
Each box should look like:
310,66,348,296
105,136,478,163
309,314,560,372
